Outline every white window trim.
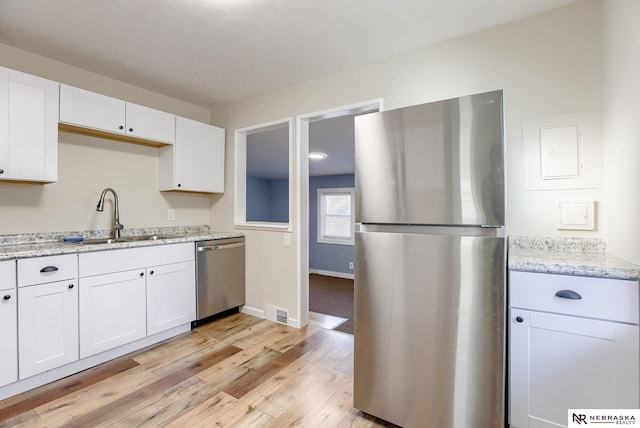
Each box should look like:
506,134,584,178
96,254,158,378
317,187,355,246
234,117,293,231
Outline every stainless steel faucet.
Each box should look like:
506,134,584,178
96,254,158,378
96,188,124,239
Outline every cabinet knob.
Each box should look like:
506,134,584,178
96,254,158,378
177,183,181,188
139,272,144,277
3,295,10,301
68,284,74,289
515,316,524,323
0,169,4,174
149,270,154,275
119,125,124,130
129,128,133,132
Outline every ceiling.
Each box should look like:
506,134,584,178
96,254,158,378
247,114,363,179
0,0,580,110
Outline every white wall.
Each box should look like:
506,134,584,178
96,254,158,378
211,0,604,322
602,0,640,264
0,43,213,235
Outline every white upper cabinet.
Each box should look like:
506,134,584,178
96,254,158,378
59,84,125,135
59,84,175,145
125,102,175,144
0,67,59,183
159,116,225,193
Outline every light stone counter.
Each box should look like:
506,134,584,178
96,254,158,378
509,236,640,280
0,225,243,261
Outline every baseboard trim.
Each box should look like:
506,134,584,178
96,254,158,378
309,269,355,280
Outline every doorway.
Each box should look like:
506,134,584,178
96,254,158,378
296,99,382,332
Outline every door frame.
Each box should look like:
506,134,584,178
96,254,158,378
295,99,383,327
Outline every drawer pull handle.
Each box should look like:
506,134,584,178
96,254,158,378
555,290,582,300
40,266,59,273
3,295,10,301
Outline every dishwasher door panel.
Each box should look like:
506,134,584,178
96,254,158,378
196,239,245,320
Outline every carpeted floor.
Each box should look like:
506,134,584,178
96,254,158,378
308,274,354,334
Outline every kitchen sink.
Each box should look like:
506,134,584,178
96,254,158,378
69,235,181,245
123,234,181,241
77,238,126,245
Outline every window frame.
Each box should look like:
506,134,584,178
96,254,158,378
317,187,355,246
234,118,293,231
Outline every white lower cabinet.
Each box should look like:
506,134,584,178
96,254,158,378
146,261,196,336
78,243,195,358
0,260,17,387
79,270,147,358
18,280,79,379
509,271,640,428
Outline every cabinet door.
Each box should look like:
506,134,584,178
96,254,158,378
79,270,146,358
59,84,126,135
0,67,59,182
18,280,78,379
160,117,225,192
0,287,17,387
146,261,195,335
510,309,640,428
125,102,175,144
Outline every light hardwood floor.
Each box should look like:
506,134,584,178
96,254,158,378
0,313,396,427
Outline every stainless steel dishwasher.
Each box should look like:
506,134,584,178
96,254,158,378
195,237,245,322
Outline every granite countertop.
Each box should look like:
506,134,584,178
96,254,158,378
0,225,243,261
509,236,640,281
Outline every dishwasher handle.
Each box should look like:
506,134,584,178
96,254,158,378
197,242,244,252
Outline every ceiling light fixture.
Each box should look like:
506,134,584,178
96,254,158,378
309,152,328,160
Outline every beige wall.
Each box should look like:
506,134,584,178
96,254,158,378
211,0,605,322
603,0,640,264
0,43,213,235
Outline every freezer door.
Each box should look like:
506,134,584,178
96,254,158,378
355,90,504,226
354,231,506,428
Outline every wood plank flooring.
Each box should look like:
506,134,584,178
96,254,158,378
0,313,396,427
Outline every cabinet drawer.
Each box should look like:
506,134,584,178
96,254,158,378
18,255,78,287
79,242,194,277
510,271,639,324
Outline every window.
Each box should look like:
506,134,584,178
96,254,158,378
317,188,355,245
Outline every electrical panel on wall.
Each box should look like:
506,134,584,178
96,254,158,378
522,110,602,190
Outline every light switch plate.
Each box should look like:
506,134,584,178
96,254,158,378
283,232,291,246
558,201,595,230
167,209,176,221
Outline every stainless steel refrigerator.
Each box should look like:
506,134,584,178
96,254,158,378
353,90,506,428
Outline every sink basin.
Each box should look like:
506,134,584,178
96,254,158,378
124,234,181,241
67,234,181,245
78,238,126,245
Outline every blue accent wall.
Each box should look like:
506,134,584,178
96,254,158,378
309,174,355,275
246,175,269,222
268,179,289,222
246,175,289,223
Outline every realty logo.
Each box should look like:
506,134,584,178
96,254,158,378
573,413,588,424
569,409,639,426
